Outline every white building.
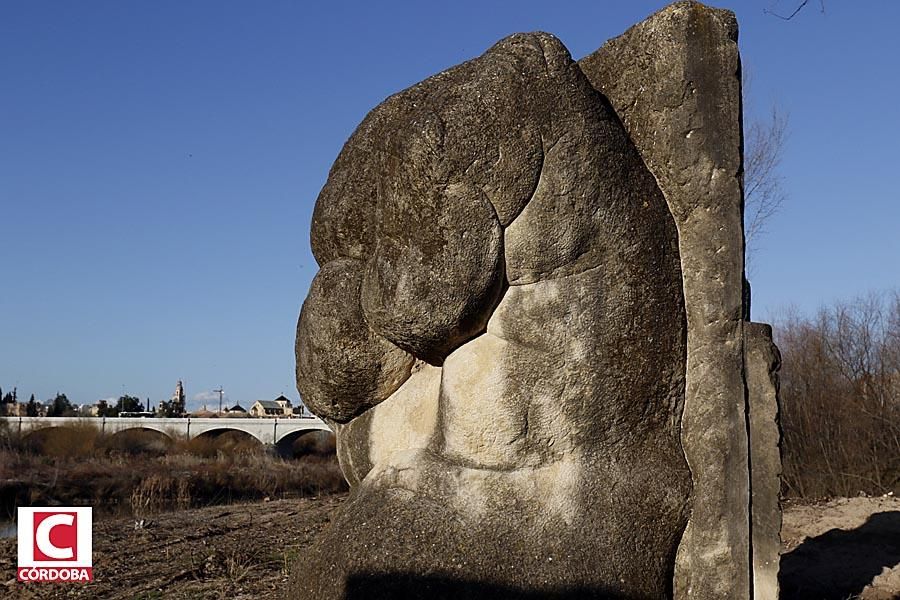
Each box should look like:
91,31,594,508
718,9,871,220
249,395,293,417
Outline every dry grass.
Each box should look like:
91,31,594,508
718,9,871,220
19,421,103,458
0,424,347,522
130,473,192,518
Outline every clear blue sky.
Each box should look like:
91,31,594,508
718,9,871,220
1,1,897,409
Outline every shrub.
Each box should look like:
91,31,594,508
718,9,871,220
22,422,101,458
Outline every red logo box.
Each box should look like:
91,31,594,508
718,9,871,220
17,507,93,583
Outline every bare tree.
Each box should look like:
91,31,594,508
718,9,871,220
744,0,828,253
744,106,788,253
743,63,789,261
776,291,900,497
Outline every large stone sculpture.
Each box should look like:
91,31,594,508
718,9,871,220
292,2,782,599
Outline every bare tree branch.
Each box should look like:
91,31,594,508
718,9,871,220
744,106,788,256
764,0,825,21
764,0,810,21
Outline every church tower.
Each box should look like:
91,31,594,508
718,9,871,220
172,380,185,415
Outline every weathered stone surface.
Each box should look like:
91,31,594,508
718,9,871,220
745,322,783,600
295,3,784,598
295,259,414,423
307,260,689,600
502,81,676,286
331,362,441,487
360,181,504,364
313,33,592,365
294,26,691,600
310,34,549,265
579,3,751,597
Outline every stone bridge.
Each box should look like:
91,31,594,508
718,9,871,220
2,416,332,448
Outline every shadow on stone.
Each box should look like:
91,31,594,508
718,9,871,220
344,573,635,600
779,510,900,599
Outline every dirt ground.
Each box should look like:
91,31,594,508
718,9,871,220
0,495,346,600
780,496,900,600
2,494,898,599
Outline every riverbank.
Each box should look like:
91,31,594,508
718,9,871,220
0,426,346,524
0,449,346,525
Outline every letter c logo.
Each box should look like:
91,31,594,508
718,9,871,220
35,514,74,560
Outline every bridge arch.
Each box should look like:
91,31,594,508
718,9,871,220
17,419,100,436
191,425,265,444
272,420,332,444
274,428,336,459
18,424,64,439
18,424,103,457
105,423,175,438
189,427,264,455
102,427,173,454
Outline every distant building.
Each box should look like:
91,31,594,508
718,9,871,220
172,380,186,413
273,395,292,411
249,400,284,417
78,404,100,417
249,395,293,417
190,408,217,418
226,403,247,415
0,402,24,417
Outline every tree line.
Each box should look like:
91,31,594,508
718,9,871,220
777,290,900,497
1,388,41,416
0,392,163,417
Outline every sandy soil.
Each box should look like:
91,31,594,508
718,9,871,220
2,494,898,599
